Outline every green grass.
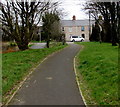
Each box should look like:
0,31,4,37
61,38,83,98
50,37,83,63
76,42,119,105
28,44,34,47
2,43,67,98
0,52,2,104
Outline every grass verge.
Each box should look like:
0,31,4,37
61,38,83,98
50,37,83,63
2,43,67,104
75,42,119,105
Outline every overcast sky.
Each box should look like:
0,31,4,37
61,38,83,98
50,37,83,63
1,0,89,20
60,0,89,20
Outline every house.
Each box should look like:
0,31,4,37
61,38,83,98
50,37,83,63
60,15,95,41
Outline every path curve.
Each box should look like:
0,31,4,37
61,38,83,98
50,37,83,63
9,44,85,105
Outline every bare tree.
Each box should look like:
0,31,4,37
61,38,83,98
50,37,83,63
0,0,58,50
117,2,120,48
84,1,120,46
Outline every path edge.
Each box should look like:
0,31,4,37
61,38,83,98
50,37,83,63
4,45,69,106
73,44,87,107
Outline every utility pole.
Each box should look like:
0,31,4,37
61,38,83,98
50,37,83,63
89,11,91,39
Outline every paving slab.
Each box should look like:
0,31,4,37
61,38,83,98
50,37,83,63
9,44,85,106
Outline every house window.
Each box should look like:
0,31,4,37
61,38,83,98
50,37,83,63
69,27,72,32
81,26,85,31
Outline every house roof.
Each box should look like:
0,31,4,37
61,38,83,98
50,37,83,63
60,20,95,27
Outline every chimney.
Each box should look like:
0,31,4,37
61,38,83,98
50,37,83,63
72,15,76,20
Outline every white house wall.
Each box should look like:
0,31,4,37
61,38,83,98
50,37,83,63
63,26,92,41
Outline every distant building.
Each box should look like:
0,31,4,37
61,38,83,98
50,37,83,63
60,15,95,41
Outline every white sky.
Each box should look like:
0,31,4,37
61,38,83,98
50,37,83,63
1,0,89,20
60,0,89,20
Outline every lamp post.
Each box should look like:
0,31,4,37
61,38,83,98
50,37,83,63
89,11,91,40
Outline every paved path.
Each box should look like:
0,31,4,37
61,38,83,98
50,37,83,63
30,43,46,49
30,42,74,49
9,44,85,105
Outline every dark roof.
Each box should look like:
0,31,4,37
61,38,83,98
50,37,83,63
60,20,95,27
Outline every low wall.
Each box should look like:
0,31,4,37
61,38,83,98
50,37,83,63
2,42,19,53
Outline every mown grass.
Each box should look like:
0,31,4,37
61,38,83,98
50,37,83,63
2,43,67,97
0,52,2,104
76,42,119,105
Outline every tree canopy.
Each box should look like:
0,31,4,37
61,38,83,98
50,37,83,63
0,0,59,50
84,1,120,46
42,11,60,48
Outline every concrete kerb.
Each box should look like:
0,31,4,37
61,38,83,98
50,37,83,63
73,44,88,107
3,45,69,106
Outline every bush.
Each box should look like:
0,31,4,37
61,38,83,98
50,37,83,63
9,42,17,47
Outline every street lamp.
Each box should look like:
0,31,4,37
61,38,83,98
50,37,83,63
89,10,91,40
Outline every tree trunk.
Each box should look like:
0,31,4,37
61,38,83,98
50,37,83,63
112,31,117,46
111,21,117,46
62,35,65,45
117,2,120,48
62,40,65,45
103,21,112,43
46,40,50,48
118,27,120,48
99,32,102,44
17,42,29,50
112,27,117,46
118,25,120,48
111,2,117,46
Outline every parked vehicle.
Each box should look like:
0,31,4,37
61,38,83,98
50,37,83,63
70,36,85,42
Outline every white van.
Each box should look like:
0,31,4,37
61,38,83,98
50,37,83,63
70,36,85,42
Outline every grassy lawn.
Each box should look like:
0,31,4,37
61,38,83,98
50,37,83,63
2,43,67,101
76,42,119,105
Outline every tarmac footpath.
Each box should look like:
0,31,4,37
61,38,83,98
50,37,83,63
9,44,85,106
